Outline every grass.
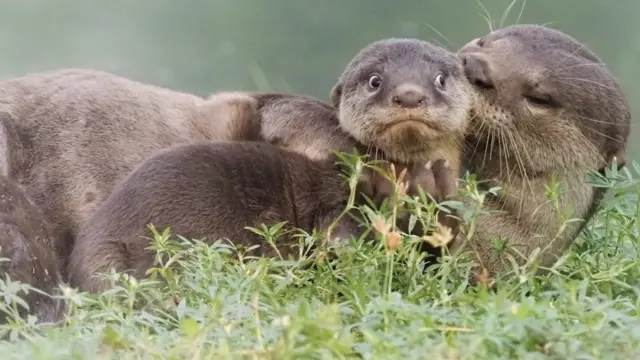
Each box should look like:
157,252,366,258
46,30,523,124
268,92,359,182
0,156,639,359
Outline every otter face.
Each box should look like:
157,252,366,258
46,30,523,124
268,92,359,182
331,38,473,164
457,24,630,176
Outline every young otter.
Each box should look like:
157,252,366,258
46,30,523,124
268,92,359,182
455,24,631,277
68,141,458,293
330,38,473,175
208,38,472,207
0,175,64,323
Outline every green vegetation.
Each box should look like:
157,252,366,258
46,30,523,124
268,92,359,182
0,157,639,359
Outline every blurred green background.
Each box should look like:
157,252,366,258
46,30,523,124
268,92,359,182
1,0,636,160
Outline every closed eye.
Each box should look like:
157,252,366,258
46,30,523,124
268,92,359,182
524,94,558,108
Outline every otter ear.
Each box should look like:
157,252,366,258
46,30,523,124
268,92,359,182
330,81,343,108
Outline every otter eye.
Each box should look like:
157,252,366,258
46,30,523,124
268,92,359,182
476,37,485,47
434,74,446,89
525,94,555,107
368,75,382,90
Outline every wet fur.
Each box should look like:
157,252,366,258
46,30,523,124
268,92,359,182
0,175,64,323
456,25,631,276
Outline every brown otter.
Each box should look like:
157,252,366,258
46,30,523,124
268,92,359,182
0,70,269,278
67,141,458,293
0,175,64,323
210,38,472,211
454,24,630,277
330,38,473,177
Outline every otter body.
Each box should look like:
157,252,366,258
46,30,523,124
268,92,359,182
0,69,264,277
0,175,63,323
69,139,459,293
68,141,366,293
455,24,630,276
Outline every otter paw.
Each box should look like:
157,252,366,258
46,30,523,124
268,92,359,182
357,161,410,206
408,158,460,237
407,158,457,202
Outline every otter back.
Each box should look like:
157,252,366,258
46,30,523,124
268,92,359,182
68,141,363,293
0,68,258,277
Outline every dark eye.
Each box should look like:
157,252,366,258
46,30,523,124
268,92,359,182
434,73,446,89
476,37,485,47
525,94,555,107
368,75,382,89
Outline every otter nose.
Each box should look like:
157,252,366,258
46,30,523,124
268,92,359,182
461,54,493,89
392,84,427,108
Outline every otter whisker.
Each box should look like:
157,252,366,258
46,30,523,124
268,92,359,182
497,126,508,184
499,0,519,28
515,0,527,25
477,122,491,169
575,114,627,126
558,77,618,91
581,125,625,144
555,41,591,68
431,39,450,53
475,0,494,32
482,124,496,170
506,126,537,216
467,116,488,165
513,105,541,189
555,80,612,99
557,62,607,73
424,22,457,51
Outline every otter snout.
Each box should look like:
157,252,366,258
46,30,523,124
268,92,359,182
461,54,494,89
391,83,427,108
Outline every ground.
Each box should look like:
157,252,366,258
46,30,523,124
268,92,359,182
0,159,638,360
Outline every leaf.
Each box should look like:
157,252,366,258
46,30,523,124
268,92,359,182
181,317,200,337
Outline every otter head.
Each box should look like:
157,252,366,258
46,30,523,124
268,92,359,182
330,38,473,164
457,24,630,179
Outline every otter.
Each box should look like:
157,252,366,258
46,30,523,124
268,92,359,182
329,38,473,176
0,175,64,323
67,141,458,293
454,24,630,277
0,71,269,278
210,38,472,211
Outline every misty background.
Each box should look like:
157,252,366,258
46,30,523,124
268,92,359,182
1,0,637,161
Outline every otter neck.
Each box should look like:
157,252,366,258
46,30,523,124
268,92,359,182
463,128,603,248
464,121,602,179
